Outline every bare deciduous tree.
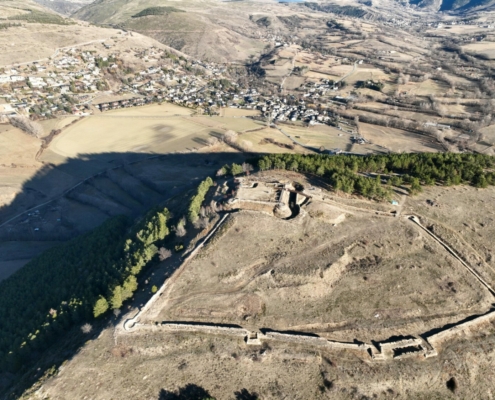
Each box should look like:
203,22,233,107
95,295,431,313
240,140,253,152
9,115,44,138
222,130,238,144
175,223,187,238
242,162,254,175
193,217,209,229
207,136,219,146
81,323,93,334
174,216,187,237
158,247,172,261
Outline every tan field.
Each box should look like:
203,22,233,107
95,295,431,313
207,117,264,133
279,124,352,151
44,104,216,160
0,125,42,205
38,116,81,136
46,116,211,158
359,122,442,153
480,124,495,144
462,42,495,60
219,108,260,118
239,127,308,154
345,67,392,86
401,79,448,96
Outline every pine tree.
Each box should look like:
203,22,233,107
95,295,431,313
93,296,109,318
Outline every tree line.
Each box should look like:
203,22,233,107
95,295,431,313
256,153,495,198
0,207,170,372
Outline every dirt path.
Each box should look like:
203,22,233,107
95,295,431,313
336,61,357,84
280,49,298,90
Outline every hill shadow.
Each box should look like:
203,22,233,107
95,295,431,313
0,151,245,397
0,151,244,242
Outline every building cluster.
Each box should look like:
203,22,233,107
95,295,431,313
0,38,359,130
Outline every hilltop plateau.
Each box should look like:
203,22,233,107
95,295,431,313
19,168,495,400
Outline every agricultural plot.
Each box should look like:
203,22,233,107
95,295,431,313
220,108,260,118
0,125,41,207
279,124,352,151
480,124,495,145
38,116,80,135
359,123,442,153
207,117,264,133
400,79,447,96
462,42,495,60
239,127,308,154
282,76,306,89
344,67,392,87
46,110,213,160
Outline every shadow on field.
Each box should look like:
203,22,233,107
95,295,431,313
0,151,245,398
0,151,244,242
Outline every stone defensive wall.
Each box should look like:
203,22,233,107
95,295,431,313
132,317,495,361
155,322,248,337
123,310,495,361
425,309,495,346
122,214,230,331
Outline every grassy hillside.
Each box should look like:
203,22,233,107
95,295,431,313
71,0,282,62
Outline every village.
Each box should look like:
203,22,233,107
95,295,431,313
0,37,365,134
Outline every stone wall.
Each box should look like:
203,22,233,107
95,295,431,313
426,310,495,346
